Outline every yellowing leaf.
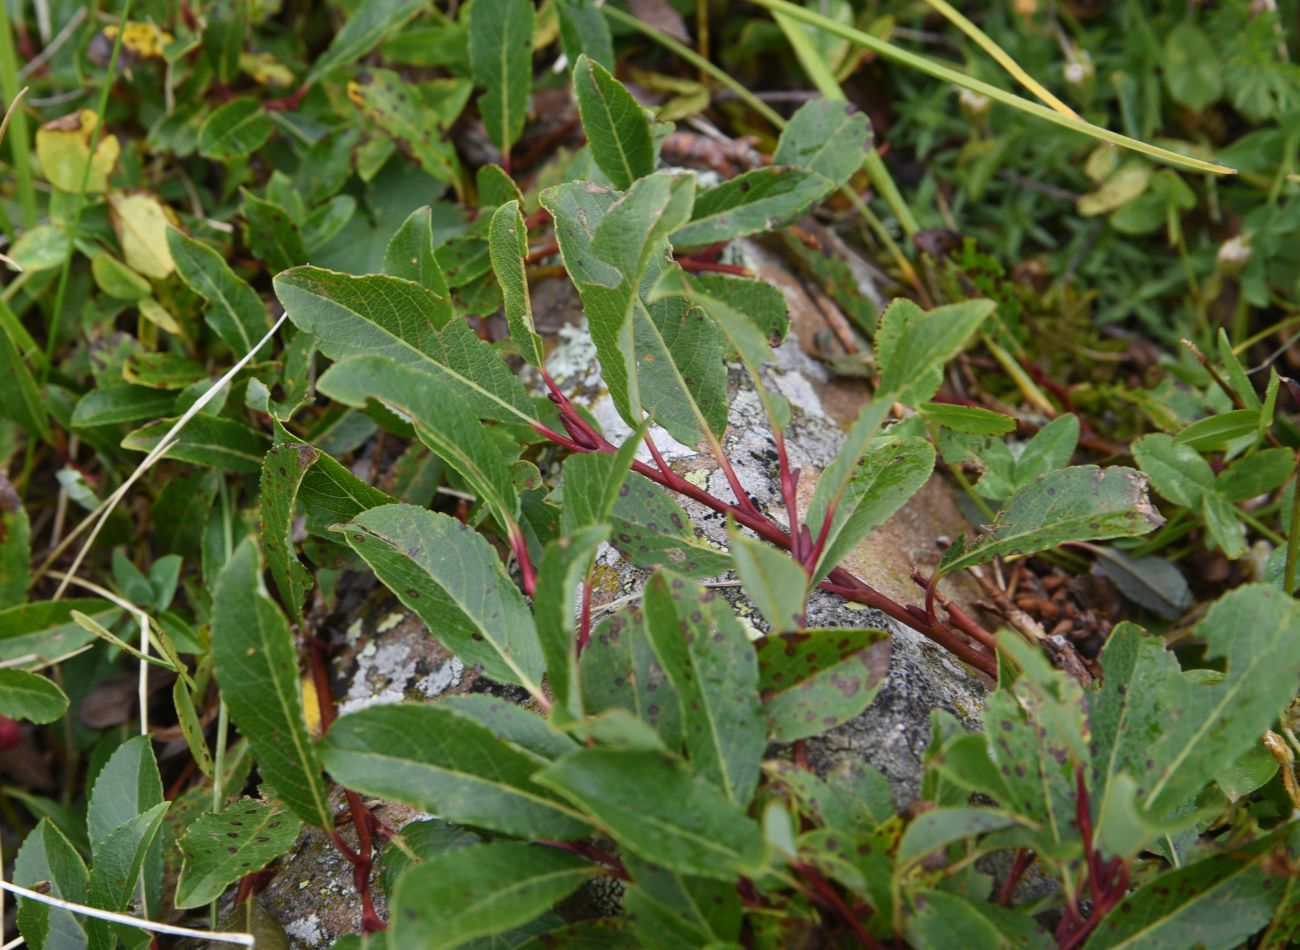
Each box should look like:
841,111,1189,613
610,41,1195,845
108,191,177,279
1077,160,1152,217
103,21,174,59
35,110,121,193
138,298,183,335
240,51,295,87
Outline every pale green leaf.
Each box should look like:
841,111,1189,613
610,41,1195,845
0,669,68,724
573,54,654,189
305,0,429,85
671,166,833,247
488,200,544,366
772,98,872,188
175,799,303,908
727,526,808,633
468,0,535,153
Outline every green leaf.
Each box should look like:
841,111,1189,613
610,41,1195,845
1163,21,1223,111
1082,839,1284,950
168,228,268,354
121,351,207,389
535,747,766,878
1132,433,1215,508
86,800,170,938
1016,414,1080,485
635,295,729,449
305,0,429,85
1136,585,1300,819
175,799,303,908
87,734,164,848
755,628,890,742
468,0,535,154
488,200,544,366
727,526,808,633
609,473,733,579
13,818,89,949
0,669,68,723
383,206,454,306
260,442,319,619
391,843,597,950
573,54,655,189
808,436,935,581
772,98,872,188
339,504,542,691
1216,447,1294,502
1173,409,1261,452
294,447,393,536
212,538,333,829
121,415,270,473
622,855,743,947
542,173,695,429
319,703,591,839
0,478,30,608
907,889,1052,949
71,384,176,427
877,298,997,401
198,98,274,160
919,402,1017,435
580,606,683,748
0,599,118,665
984,635,1090,861
940,466,1163,575
556,0,614,72
644,573,764,804
1092,549,1192,621
348,71,468,185
242,190,306,272
1201,490,1246,560
649,268,787,372
0,314,50,441
671,166,834,248
173,676,214,778
561,429,644,534
275,266,536,424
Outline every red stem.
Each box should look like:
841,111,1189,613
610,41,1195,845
995,848,1034,905
537,839,630,880
791,861,881,949
576,566,595,655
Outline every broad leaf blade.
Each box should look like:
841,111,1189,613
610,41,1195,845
573,54,654,189
579,606,683,748
644,572,764,804
535,525,609,723
728,526,808,633
671,166,833,248
340,504,542,691
260,442,319,619
87,734,163,849
535,747,767,879
384,206,454,305
305,0,428,85
167,228,268,355
609,472,733,579
468,0,535,154
175,799,303,908
940,466,1163,576
391,843,597,950
755,628,889,742
319,704,591,839
0,669,68,724
907,889,1052,949
488,200,544,366
212,538,333,829
0,476,30,608
772,98,872,188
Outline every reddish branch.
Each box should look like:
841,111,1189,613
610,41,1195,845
1054,767,1130,950
534,371,999,678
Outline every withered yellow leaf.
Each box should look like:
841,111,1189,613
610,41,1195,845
35,110,121,193
108,191,178,279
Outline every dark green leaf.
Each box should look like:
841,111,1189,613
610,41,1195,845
383,206,454,306
319,703,591,838
122,351,208,389
635,294,729,449
556,0,614,71
86,801,170,926
1133,433,1215,508
609,472,732,579
0,317,50,441
772,98,872,188
537,527,609,723
121,415,270,473
391,843,596,950
242,190,306,272
87,734,164,848
907,889,1052,949
876,298,997,402
644,573,763,804
348,71,468,185
12,818,89,949
212,538,333,829
580,606,683,747
198,98,273,160
70,384,176,427
1173,409,1261,452
1015,414,1080,485
468,0,535,154
573,55,654,189
671,166,833,247
305,0,429,84
0,599,118,665
340,504,542,691
260,442,319,619
622,855,742,947
535,747,767,878
940,466,1163,575
0,476,30,608
1092,548,1192,620
0,669,68,723
1216,447,1294,502
489,200,544,366
175,799,303,908
755,628,889,742
275,266,535,424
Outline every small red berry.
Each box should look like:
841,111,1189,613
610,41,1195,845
0,715,21,750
